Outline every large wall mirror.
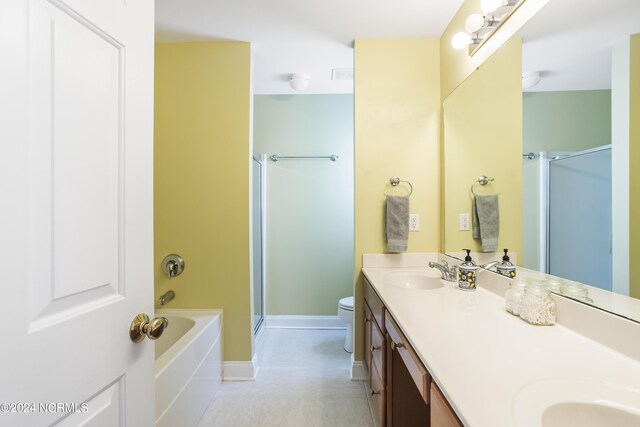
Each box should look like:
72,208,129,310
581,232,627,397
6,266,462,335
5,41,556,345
443,0,640,323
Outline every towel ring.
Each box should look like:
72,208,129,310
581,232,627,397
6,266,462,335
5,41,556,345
386,176,413,196
470,175,495,196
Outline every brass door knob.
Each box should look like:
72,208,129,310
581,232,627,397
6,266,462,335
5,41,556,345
129,313,169,343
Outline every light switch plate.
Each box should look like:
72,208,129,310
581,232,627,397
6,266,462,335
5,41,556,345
459,213,470,231
410,214,420,231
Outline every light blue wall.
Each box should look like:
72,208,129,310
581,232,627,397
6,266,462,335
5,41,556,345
253,95,354,315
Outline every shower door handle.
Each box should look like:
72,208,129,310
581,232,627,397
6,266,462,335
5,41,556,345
129,313,169,343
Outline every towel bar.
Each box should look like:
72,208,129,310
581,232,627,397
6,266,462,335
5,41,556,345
470,175,495,196
386,176,413,196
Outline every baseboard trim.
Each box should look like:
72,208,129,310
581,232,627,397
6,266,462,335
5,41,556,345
265,315,347,329
350,354,368,381
223,353,259,381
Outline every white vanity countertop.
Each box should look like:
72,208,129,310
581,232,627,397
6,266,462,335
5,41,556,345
362,266,640,427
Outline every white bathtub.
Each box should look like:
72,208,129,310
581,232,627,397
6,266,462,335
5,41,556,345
155,309,223,427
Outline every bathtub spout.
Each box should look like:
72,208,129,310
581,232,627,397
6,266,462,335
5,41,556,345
158,290,175,306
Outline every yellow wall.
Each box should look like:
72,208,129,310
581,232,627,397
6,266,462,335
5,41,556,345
154,42,253,362
630,34,640,299
354,39,441,361
443,38,523,258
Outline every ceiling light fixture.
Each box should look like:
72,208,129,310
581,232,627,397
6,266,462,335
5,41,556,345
452,0,524,56
522,71,542,89
289,74,310,91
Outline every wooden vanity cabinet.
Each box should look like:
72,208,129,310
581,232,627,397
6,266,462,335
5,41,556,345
362,277,462,427
385,311,429,426
363,278,386,426
364,302,373,375
430,382,463,427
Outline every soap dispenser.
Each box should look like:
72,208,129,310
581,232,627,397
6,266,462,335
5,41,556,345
458,249,477,291
496,249,516,279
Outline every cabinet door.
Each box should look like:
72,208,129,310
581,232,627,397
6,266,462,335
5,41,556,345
431,382,463,427
364,277,385,330
371,317,385,380
371,361,386,426
364,301,372,375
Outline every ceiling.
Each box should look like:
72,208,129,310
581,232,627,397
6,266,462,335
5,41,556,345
518,0,640,92
155,0,464,94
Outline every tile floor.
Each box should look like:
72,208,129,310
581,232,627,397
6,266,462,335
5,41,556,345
197,328,375,427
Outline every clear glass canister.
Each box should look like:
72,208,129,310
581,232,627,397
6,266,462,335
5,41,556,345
543,277,563,293
560,281,594,304
505,278,528,316
519,283,556,326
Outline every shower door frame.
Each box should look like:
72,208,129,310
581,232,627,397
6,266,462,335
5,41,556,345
252,154,267,335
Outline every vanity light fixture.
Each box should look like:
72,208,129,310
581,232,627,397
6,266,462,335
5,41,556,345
289,74,310,91
452,0,525,56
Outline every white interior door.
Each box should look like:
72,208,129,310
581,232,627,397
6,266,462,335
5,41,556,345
0,0,155,426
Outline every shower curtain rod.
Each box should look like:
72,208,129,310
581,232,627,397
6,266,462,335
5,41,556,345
270,154,338,162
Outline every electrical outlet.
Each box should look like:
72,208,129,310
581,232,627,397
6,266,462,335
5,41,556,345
459,213,470,231
409,214,420,231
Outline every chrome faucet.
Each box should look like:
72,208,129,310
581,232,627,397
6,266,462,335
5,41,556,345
428,260,458,282
480,261,499,270
158,290,175,306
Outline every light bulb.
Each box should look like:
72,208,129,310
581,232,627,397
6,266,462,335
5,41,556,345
465,14,485,33
451,32,471,50
481,0,503,13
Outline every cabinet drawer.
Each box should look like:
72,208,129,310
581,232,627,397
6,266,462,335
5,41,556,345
370,361,385,426
364,301,372,374
364,277,384,330
370,316,385,380
385,310,429,404
431,381,463,427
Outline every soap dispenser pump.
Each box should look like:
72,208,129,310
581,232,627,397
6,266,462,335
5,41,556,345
458,249,477,291
496,249,516,278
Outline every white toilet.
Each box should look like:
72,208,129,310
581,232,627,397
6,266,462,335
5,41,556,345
337,296,354,353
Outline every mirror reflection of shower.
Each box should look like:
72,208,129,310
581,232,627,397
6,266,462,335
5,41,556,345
522,146,612,291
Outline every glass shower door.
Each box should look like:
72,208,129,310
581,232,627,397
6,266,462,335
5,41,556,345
548,146,612,291
252,155,266,333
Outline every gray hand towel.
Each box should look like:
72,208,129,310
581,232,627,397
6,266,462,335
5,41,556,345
385,195,409,253
472,194,499,252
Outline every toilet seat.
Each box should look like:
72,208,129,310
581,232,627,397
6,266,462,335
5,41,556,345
338,296,353,311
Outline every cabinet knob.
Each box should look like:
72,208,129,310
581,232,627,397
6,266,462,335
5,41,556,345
370,344,379,353
391,341,404,351
371,389,380,396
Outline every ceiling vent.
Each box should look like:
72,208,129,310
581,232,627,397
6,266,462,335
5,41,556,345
331,68,354,81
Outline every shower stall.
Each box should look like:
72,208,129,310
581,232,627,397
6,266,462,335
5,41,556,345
523,145,612,291
252,154,266,334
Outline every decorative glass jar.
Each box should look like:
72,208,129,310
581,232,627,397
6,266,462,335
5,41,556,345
561,281,593,304
519,282,556,326
505,278,528,316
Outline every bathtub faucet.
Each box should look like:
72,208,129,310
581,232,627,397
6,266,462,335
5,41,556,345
158,290,175,306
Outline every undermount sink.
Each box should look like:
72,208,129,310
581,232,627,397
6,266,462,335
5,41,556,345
513,379,640,427
385,271,444,290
